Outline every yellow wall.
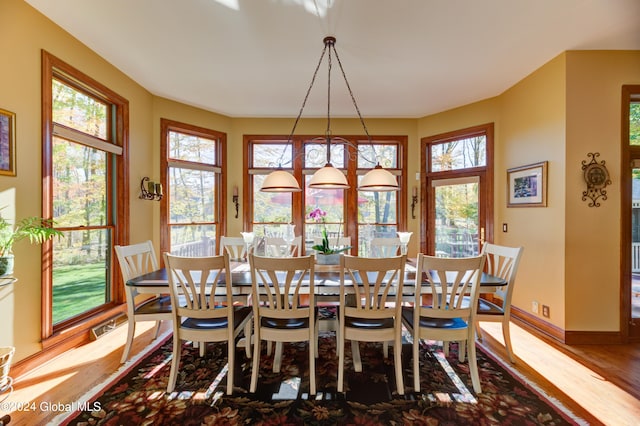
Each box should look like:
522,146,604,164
565,51,640,330
2,0,639,363
0,0,156,360
417,58,569,330
499,54,568,329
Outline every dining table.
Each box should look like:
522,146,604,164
126,259,508,303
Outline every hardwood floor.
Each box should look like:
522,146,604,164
1,320,639,425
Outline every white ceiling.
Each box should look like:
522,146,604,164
26,0,640,118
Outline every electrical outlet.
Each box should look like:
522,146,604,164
542,305,550,318
532,301,539,314
502,223,508,232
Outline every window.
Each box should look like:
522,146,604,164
246,135,407,256
421,124,493,257
160,119,226,257
42,51,128,337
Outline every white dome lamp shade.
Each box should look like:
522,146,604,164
358,164,400,192
260,169,302,192
308,163,350,190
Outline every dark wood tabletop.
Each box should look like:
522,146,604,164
126,261,507,295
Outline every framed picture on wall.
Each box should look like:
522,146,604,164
0,108,16,177
507,161,548,207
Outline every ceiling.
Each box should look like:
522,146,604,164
26,0,640,119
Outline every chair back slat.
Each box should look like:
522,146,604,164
416,254,485,320
481,243,524,308
264,236,302,257
370,237,401,258
220,236,248,261
341,255,405,316
164,253,232,320
115,240,158,282
249,254,314,318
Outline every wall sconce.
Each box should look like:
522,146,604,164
233,186,239,218
411,186,418,219
140,177,163,201
581,152,611,207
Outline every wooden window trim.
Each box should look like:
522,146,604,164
41,50,129,344
244,134,408,249
420,123,494,255
159,118,227,261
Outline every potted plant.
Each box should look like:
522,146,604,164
308,207,350,265
0,215,64,277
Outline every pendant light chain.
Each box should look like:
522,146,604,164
285,42,329,152
260,36,399,192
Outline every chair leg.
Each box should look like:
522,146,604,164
167,336,182,393
153,320,162,339
475,321,483,341
467,337,482,394
121,319,136,363
199,341,206,357
383,341,389,358
351,340,362,372
244,320,252,359
394,333,404,395
458,340,466,362
273,342,283,373
309,330,316,395
413,333,420,392
337,326,345,392
314,319,320,358
502,319,516,364
250,333,261,393
226,341,234,395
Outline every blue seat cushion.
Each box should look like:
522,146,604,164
135,295,172,315
401,306,467,330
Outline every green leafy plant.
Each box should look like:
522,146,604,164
0,216,64,257
308,207,350,255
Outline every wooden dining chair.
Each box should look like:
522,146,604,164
264,235,302,257
402,253,485,393
220,236,248,261
369,237,401,258
115,241,172,363
337,254,406,395
248,253,317,395
163,252,253,395
475,243,524,363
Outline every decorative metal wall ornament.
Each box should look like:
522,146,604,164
581,152,611,207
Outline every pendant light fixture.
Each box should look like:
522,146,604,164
260,36,399,193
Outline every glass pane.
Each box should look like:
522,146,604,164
253,143,292,168
305,140,345,168
169,130,217,164
358,177,397,226
52,137,107,227
434,181,479,257
358,144,398,168
431,136,486,172
631,102,640,146
632,169,640,319
52,229,110,324
170,224,216,256
252,174,292,225
52,79,107,139
169,168,216,223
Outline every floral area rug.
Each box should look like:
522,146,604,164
63,328,582,426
